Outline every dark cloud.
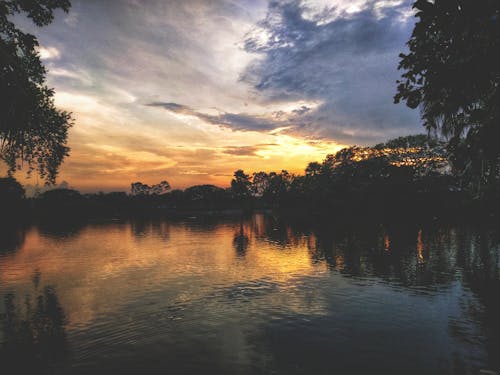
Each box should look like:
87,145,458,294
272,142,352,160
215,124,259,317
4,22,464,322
221,144,278,157
147,102,286,132
150,102,189,113
222,146,261,156
241,0,421,144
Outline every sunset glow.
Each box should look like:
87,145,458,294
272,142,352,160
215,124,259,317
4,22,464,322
5,0,420,192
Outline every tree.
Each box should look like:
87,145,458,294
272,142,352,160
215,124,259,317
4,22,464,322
265,170,293,203
230,169,251,200
130,180,171,196
251,171,270,197
150,180,171,195
395,0,500,192
1,0,72,184
130,182,150,196
0,176,25,214
305,162,321,177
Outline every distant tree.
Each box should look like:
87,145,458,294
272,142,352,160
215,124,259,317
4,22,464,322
231,169,251,200
130,182,150,196
0,0,73,184
35,187,85,218
0,177,25,215
37,188,82,202
305,162,322,177
395,0,500,192
130,180,171,196
184,184,224,201
0,176,24,200
265,170,293,202
150,180,171,195
251,171,270,197
183,184,228,209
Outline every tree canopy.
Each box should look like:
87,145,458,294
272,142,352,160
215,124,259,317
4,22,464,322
231,170,251,200
395,0,500,190
0,0,72,184
130,180,171,196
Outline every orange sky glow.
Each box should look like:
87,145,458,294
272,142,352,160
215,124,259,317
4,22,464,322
1,0,420,193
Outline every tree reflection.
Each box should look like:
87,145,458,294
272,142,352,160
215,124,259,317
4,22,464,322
37,220,86,239
454,229,500,372
130,219,170,242
281,219,499,292
0,274,68,374
0,225,26,255
233,222,249,257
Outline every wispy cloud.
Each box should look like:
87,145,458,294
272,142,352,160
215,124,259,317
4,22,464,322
10,0,419,191
38,46,61,60
147,102,290,132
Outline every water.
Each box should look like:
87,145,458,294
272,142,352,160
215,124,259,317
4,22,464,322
0,214,499,374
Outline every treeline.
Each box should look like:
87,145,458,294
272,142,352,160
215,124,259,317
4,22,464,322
1,135,500,222
229,135,464,218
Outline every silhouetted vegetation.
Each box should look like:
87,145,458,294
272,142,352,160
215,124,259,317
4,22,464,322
1,134,500,223
0,0,72,183
0,275,68,374
396,0,500,197
131,180,171,196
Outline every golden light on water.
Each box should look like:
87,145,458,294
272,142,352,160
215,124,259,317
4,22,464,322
417,229,424,264
0,219,329,328
384,234,390,252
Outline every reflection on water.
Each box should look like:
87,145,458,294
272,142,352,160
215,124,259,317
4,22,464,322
0,225,26,255
233,222,250,257
1,272,67,374
0,214,499,374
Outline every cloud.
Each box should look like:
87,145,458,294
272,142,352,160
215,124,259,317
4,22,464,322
221,145,273,157
38,46,61,60
12,0,422,191
147,102,288,132
241,0,421,144
300,0,406,24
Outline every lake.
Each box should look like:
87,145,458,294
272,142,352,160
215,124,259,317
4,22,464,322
0,214,499,374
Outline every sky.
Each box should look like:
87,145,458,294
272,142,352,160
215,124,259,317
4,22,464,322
10,0,421,192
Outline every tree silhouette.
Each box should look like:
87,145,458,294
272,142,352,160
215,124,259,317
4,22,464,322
0,176,25,219
251,171,270,197
231,169,251,200
395,0,500,192
305,162,322,177
0,0,72,184
131,180,171,196
0,176,24,200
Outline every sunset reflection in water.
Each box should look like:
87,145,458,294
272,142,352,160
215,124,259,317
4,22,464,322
0,214,499,375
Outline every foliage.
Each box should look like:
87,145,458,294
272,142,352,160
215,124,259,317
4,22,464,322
0,176,25,200
0,176,26,219
13,135,478,218
38,187,81,199
251,170,293,202
395,0,500,191
230,169,251,200
130,180,171,196
184,184,225,201
0,0,72,184
374,134,449,177
374,134,436,149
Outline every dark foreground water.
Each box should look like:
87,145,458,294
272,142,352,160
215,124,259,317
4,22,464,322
0,214,499,375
